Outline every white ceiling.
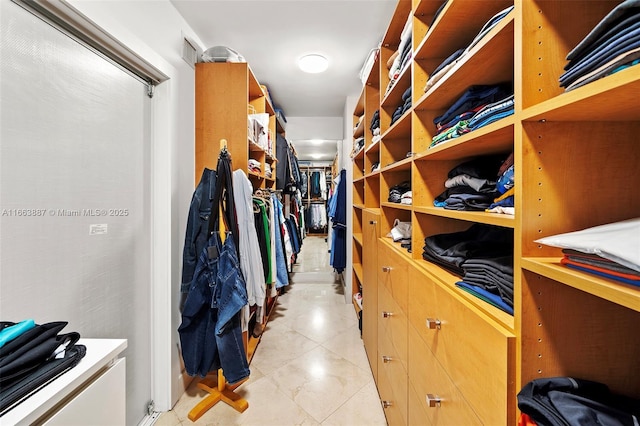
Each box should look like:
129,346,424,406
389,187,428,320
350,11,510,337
170,0,398,160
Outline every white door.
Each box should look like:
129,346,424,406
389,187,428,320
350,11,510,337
1,2,152,424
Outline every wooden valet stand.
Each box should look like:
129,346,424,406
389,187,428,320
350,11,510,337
187,369,249,421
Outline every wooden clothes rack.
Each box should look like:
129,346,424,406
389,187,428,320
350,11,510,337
188,139,249,421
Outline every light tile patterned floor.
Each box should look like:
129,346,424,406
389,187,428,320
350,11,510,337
157,236,386,426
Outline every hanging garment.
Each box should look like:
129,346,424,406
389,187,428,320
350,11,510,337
178,150,250,385
329,169,347,273
253,199,271,283
271,194,289,289
232,169,266,326
181,168,217,295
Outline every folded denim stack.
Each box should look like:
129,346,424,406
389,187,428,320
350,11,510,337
430,83,512,148
422,224,514,313
385,13,413,97
388,181,411,203
424,6,514,92
561,0,640,91
434,155,505,211
390,87,412,126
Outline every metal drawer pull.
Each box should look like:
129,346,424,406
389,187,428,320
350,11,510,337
426,318,441,329
381,311,394,318
426,394,442,407
381,400,393,409
381,266,392,272
369,220,377,225
382,355,393,363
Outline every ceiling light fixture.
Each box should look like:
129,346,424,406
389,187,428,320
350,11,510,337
298,54,329,73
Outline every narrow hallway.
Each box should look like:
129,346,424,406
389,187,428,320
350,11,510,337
158,237,386,425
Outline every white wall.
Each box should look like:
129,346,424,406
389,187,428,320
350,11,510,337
286,116,343,140
65,0,204,411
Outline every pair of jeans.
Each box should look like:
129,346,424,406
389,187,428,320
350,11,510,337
178,233,249,384
181,168,216,293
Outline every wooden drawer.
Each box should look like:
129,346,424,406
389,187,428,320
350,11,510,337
408,324,482,426
378,241,410,314
378,335,408,426
378,285,408,372
408,267,515,425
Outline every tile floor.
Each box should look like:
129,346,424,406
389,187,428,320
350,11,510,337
157,236,387,426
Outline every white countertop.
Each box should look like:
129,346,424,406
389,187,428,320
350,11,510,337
1,338,127,426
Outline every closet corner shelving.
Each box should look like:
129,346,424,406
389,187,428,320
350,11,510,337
352,0,640,425
195,61,281,368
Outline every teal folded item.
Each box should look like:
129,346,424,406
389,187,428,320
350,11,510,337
0,319,36,348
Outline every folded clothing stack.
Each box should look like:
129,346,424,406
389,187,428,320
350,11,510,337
434,155,505,211
425,6,514,92
352,137,365,157
388,181,411,203
264,163,272,178
518,377,640,426
422,223,514,313
536,217,640,287
561,0,640,91
370,110,380,136
385,13,413,97
486,152,515,215
390,87,412,126
248,159,261,174
430,84,512,148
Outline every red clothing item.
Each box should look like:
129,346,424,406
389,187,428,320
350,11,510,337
518,413,538,426
561,257,640,281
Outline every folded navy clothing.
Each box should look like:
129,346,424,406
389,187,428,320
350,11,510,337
564,263,640,287
518,376,640,426
566,0,640,63
430,48,464,76
443,192,496,211
422,224,513,275
434,84,512,127
447,155,506,180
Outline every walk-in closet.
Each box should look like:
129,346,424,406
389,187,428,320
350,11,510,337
1,0,638,425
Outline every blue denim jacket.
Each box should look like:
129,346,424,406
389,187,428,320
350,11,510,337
181,168,216,293
178,233,250,384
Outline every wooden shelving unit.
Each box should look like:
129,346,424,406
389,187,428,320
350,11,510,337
351,0,640,424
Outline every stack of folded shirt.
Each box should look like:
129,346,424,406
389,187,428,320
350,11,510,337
264,163,272,178
388,181,411,203
461,94,515,133
385,13,413,97
536,218,640,287
351,137,365,157
400,191,412,205
561,0,640,91
248,159,261,174
430,83,512,148
487,152,515,215
354,115,364,133
371,162,380,173
422,223,514,313
425,6,514,92
390,87,412,125
370,110,380,136
434,155,504,211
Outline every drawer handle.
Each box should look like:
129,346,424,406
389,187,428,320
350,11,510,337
426,394,442,407
381,266,392,272
381,355,393,363
369,220,377,225
426,318,441,330
381,311,394,318
381,400,393,409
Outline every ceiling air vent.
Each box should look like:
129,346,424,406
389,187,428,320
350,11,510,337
182,37,198,68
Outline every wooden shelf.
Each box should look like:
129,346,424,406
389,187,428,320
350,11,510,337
521,257,640,313
521,68,640,122
415,11,514,111
414,117,514,161
353,233,363,246
354,262,364,283
381,201,413,211
382,110,412,141
380,156,412,172
414,206,514,228
353,117,365,138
